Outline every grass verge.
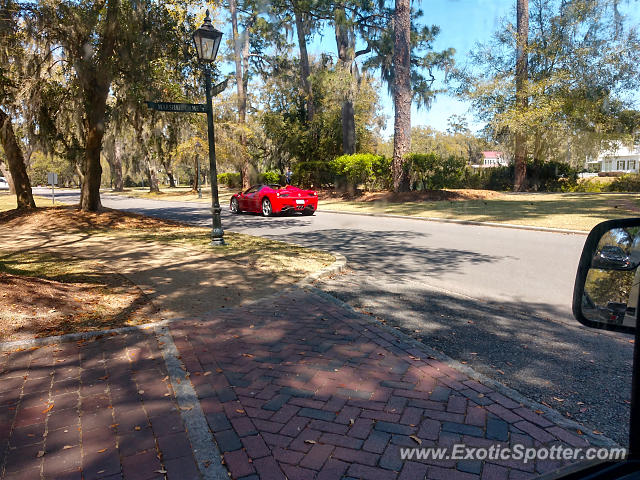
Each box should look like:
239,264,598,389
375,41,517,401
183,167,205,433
116,226,335,278
0,205,335,341
319,191,640,231
0,192,51,212
0,251,155,341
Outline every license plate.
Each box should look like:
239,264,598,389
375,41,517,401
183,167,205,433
296,199,305,205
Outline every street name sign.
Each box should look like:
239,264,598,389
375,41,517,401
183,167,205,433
211,79,228,97
146,101,207,113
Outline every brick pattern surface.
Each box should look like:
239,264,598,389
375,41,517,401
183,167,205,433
0,332,200,480
168,289,594,480
0,289,601,480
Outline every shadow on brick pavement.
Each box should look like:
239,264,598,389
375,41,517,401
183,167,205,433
0,288,604,480
0,331,200,480
171,288,594,480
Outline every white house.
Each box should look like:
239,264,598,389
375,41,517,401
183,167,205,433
587,141,640,173
475,151,509,168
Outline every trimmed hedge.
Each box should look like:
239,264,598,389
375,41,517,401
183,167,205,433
404,153,467,190
607,174,640,192
217,172,242,188
462,160,579,192
258,171,282,185
290,154,596,192
330,154,391,191
294,161,336,188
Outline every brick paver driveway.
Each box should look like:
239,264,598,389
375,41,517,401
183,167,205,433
1,288,606,480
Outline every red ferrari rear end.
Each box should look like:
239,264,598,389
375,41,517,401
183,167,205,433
270,185,318,215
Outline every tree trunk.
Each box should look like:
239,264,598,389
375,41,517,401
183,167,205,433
0,161,15,194
392,0,412,192
294,3,314,122
145,157,160,193
109,139,124,191
230,0,252,190
77,0,119,211
80,123,104,210
191,156,199,192
166,171,176,188
341,101,356,154
75,162,84,187
0,108,36,209
335,7,357,155
514,0,529,192
159,157,176,188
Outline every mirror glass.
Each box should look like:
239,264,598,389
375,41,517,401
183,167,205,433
582,227,640,329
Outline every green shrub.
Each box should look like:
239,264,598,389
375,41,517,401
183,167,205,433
606,174,640,192
561,178,605,193
404,153,467,190
294,161,335,188
217,172,242,188
464,166,513,191
371,155,392,190
449,160,579,192
526,160,578,191
259,171,281,185
330,153,390,191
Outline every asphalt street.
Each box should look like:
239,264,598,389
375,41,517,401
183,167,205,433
33,188,634,444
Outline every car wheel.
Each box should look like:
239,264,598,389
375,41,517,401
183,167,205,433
302,209,314,216
230,198,241,214
262,198,273,217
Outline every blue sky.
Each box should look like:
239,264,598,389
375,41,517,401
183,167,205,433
217,0,639,137
308,0,515,136
305,0,640,137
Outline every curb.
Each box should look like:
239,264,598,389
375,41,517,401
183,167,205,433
0,322,169,352
297,251,347,287
154,324,228,480
320,208,589,235
305,286,621,450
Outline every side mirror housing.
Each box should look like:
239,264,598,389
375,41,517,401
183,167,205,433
573,218,640,334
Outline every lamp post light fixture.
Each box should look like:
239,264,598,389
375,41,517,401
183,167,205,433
192,10,224,245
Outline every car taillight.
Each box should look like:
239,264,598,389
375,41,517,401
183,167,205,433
309,192,316,196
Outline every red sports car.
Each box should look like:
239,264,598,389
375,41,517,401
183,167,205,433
229,184,318,216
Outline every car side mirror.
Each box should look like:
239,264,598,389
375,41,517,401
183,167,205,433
573,218,640,334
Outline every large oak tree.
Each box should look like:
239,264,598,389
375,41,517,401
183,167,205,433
0,0,37,209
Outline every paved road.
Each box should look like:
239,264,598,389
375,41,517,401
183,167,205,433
35,188,634,444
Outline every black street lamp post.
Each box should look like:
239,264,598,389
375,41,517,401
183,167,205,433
192,11,224,245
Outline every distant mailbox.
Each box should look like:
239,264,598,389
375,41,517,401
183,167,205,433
47,172,58,185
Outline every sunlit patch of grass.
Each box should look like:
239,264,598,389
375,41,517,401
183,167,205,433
320,192,640,231
106,227,335,278
0,251,92,280
0,193,51,212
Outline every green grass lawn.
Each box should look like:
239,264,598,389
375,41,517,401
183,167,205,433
0,192,52,212
320,192,640,231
